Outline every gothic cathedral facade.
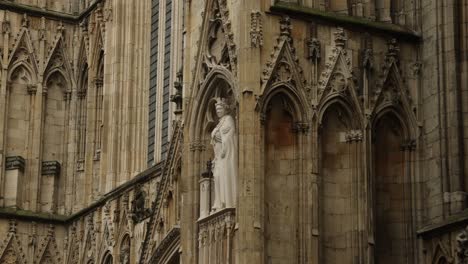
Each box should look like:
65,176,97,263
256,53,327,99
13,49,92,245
0,0,466,263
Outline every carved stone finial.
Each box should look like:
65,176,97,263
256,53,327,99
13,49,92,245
21,14,29,28
386,38,400,59
2,21,11,35
56,21,65,35
307,38,321,61
8,219,17,234
279,16,292,38
412,61,422,76
362,48,374,69
334,27,347,48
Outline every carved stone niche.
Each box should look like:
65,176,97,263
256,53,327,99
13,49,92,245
4,156,25,208
40,161,61,212
131,185,151,222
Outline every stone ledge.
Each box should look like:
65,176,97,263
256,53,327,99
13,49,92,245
0,162,163,223
0,0,103,23
270,2,421,42
417,210,468,238
0,207,67,224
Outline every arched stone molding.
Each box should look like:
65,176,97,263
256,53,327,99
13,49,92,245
316,27,363,130
259,16,309,107
188,68,238,140
189,0,237,98
89,25,104,71
431,242,453,264
116,234,130,264
257,82,309,125
43,36,74,96
100,251,113,264
149,227,180,264
8,28,39,81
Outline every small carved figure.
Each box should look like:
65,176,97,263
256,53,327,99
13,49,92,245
211,98,237,211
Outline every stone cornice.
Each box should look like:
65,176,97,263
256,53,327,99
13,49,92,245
0,162,163,224
417,209,468,238
0,0,104,23
270,2,421,42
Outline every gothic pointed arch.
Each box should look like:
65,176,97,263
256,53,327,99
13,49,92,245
316,27,362,129
371,39,417,139
97,222,114,263
65,226,79,264
188,68,238,140
34,226,61,264
118,235,130,264
80,216,96,264
43,36,74,94
189,0,237,97
90,24,104,71
0,221,27,264
101,251,113,264
258,16,309,115
8,28,39,80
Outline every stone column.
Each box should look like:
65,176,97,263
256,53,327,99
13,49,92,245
4,156,25,208
0,19,11,206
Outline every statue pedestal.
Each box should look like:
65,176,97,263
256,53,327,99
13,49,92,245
197,208,236,264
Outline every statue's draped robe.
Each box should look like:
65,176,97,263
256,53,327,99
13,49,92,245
211,114,237,210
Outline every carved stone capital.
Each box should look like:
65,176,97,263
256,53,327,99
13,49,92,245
293,122,310,134
6,156,25,171
400,139,416,151
27,84,37,95
41,160,61,176
94,78,103,87
345,130,363,142
189,140,206,152
64,90,72,101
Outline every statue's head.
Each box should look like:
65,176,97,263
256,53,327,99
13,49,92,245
215,97,230,118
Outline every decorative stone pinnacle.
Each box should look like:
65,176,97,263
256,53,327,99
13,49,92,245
307,38,321,61
279,16,292,38
386,38,400,59
334,27,346,48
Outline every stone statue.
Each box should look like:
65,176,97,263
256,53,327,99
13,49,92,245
211,98,237,211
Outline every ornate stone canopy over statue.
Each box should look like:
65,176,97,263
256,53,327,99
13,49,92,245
210,97,237,211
